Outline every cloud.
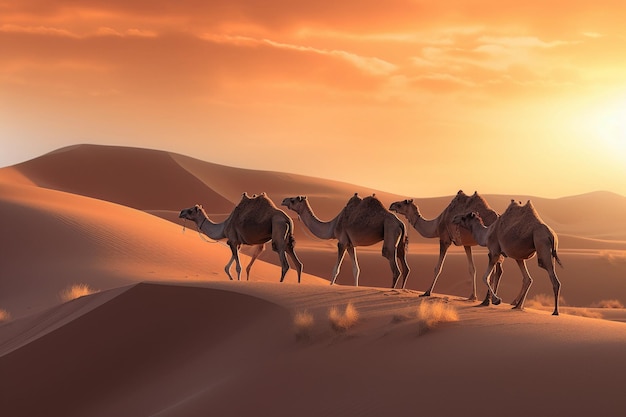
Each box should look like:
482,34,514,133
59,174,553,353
476,35,569,49
0,24,79,38
262,38,397,76
3,0,626,108
95,27,158,38
200,33,396,76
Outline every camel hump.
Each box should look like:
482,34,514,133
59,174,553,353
233,192,279,221
444,190,473,219
356,196,393,221
499,198,547,237
450,190,471,206
360,195,386,212
503,198,539,220
346,193,363,208
466,192,498,224
238,192,277,208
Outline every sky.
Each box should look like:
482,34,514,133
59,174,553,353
2,0,626,198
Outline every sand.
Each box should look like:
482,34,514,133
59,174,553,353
1,144,626,416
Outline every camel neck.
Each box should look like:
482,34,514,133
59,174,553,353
196,214,227,240
408,210,440,239
297,202,338,240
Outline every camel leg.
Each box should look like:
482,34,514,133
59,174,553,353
245,244,265,281
226,243,242,281
397,237,410,289
277,249,290,283
421,240,451,297
512,259,533,310
346,246,360,287
382,235,401,289
286,244,303,284
330,243,348,285
478,253,501,306
383,246,401,289
271,232,290,283
481,262,503,306
535,232,562,315
224,256,235,280
547,265,561,316
463,246,477,301
538,254,562,316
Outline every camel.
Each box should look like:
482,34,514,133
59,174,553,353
281,193,410,288
179,192,303,283
454,199,563,315
389,190,501,301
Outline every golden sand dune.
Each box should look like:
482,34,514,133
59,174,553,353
1,144,626,416
2,281,626,417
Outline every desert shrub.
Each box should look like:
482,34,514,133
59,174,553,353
59,283,98,302
415,299,458,335
562,308,604,319
600,250,626,265
328,302,359,332
293,310,315,341
525,293,567,309
0,308,11,323
590,299,624,309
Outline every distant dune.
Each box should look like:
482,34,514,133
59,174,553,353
1,144,626,416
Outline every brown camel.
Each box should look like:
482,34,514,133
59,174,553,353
281,193,410,288
389,190,501,300
179,192,303,283
454,199,563,315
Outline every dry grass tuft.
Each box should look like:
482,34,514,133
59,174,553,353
293,310,315,341
525,293,567,309
0,308,11,323
600,250,626,265
590,299,624,309
415,299,459,335
328,302,359,332
59,283,98,302
561,308,604,319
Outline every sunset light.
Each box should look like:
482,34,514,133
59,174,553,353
583,97,626,156
3,4,626,416
1,1,626,197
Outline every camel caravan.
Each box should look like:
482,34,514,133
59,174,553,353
180,190,563,314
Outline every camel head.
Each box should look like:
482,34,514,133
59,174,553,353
281,196,308,214
388,199,416,217
179,204,204,221
452,211,485,229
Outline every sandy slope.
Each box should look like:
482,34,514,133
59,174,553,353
1,144,626,416
0,170,323,318
2,281,626,417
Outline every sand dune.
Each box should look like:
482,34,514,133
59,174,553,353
3,281,626,417
1,144,626,416
0,169,322,318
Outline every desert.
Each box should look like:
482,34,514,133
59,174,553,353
1,144,626,416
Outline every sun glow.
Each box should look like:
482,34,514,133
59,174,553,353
579,96,626,156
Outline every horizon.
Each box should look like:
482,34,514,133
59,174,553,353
5,142,625,200
2,1,625,198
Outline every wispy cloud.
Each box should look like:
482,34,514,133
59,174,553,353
0,24,79,38
201,33,396,76
1,23,158,39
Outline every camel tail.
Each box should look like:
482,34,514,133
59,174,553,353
550,233,563,268
286,222,296,250
553,249,563,268
288,233,296,250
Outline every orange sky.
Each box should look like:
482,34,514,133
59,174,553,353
2,0,625,197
